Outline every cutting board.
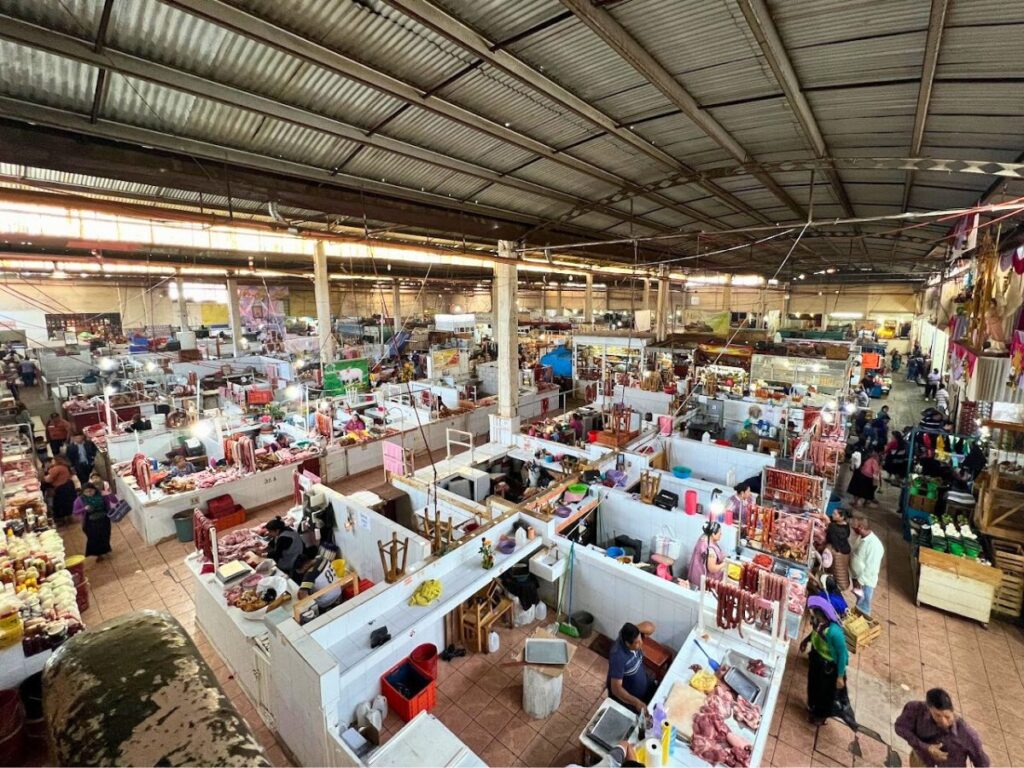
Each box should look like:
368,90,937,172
664,682,707,740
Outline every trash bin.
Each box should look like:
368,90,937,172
172,510,194,543
570,611,594,639
409,643,438,680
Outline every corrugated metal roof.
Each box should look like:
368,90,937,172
511,157,617,201
767,0,930,48
566,136,667,186
0,0,102,38
247,120,359,169
436,64,596,150
509,15,654,106
787,31,926,89
473,184,570,218
378,107,536,174
228,0,472,91
0,41,96,113
430,0,563,45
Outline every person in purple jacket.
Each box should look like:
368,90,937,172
895,688,990,767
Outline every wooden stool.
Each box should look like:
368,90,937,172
459,581,513,653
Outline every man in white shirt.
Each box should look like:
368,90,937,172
936,383,950,414
850,513,884,614
925,368,941,400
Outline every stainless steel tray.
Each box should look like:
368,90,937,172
721,649,771,704
524,637,570,665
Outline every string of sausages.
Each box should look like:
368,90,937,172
744,505,775,548
711,566,787,638
764,468,824,506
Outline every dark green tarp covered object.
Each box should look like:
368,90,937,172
43,611,269,767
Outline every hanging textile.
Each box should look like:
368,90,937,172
131,452,152,493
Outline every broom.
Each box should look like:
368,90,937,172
558,543,580,638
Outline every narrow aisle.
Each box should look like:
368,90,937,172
769,377,1024,767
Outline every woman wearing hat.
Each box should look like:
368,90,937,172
686,521,726,589
800,596,849,725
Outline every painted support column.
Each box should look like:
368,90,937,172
495,241,519,420
392,280,402,337
313,240,336,363
226,277,243,357
643,278,651,312
540,283,547,316
655,268,669,342
175,274,189,331
585,273,594,328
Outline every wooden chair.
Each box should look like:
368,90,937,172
459,581,513,653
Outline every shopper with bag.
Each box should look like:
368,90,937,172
800,595,849,725
73,483,113,560
847,449,881,507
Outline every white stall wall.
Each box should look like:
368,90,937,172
324,488,431,585
666,436,775,486
596,489,737,578
556,541,701,651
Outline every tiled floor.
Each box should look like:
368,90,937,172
27,378,1024,766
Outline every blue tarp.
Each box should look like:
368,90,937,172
540,344,573,378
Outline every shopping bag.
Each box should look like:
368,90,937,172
652,527,682,560
108,498,130,522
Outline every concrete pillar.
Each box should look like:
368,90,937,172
175,274,189,331
556,285,563,315
782,292,792,324
491,278,500,335
721,277,732,311
585,273,594,328
643,278,652,312
392,280,402,336
495,241,519,420
313,240,336,363
655,268,669,342
226,277,243,357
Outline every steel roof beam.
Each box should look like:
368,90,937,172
381,0,769,225
161,0,724,231
900,0,949,213
0,16,679,239
736,0,854,220
0,114,699,266
559,0,807,222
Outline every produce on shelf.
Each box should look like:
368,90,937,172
408,579,442,606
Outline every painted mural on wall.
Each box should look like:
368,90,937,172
239,286,288,334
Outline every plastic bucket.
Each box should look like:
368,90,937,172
570,611,595,639
587,430,599,443
76,579,90,612
65,555,86,585
172,510,194,543
410,643,438,680
606,546,625,559
685,490,698,515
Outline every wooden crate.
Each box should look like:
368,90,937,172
991,539,1024,618
994,572,1024,618
992,539,1024,572
977,469,1024,544
917,547,1003,626
843,607,882,654
907,494,937,514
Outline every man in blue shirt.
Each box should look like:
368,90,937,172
607,622,657,715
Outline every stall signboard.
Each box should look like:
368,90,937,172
428,348,467,379
322,358,370,394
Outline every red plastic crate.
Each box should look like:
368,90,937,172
343,578,374,600
210,506,246,531
381,660,436,722
206,494,236,519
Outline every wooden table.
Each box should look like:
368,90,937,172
916,548,1003,627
